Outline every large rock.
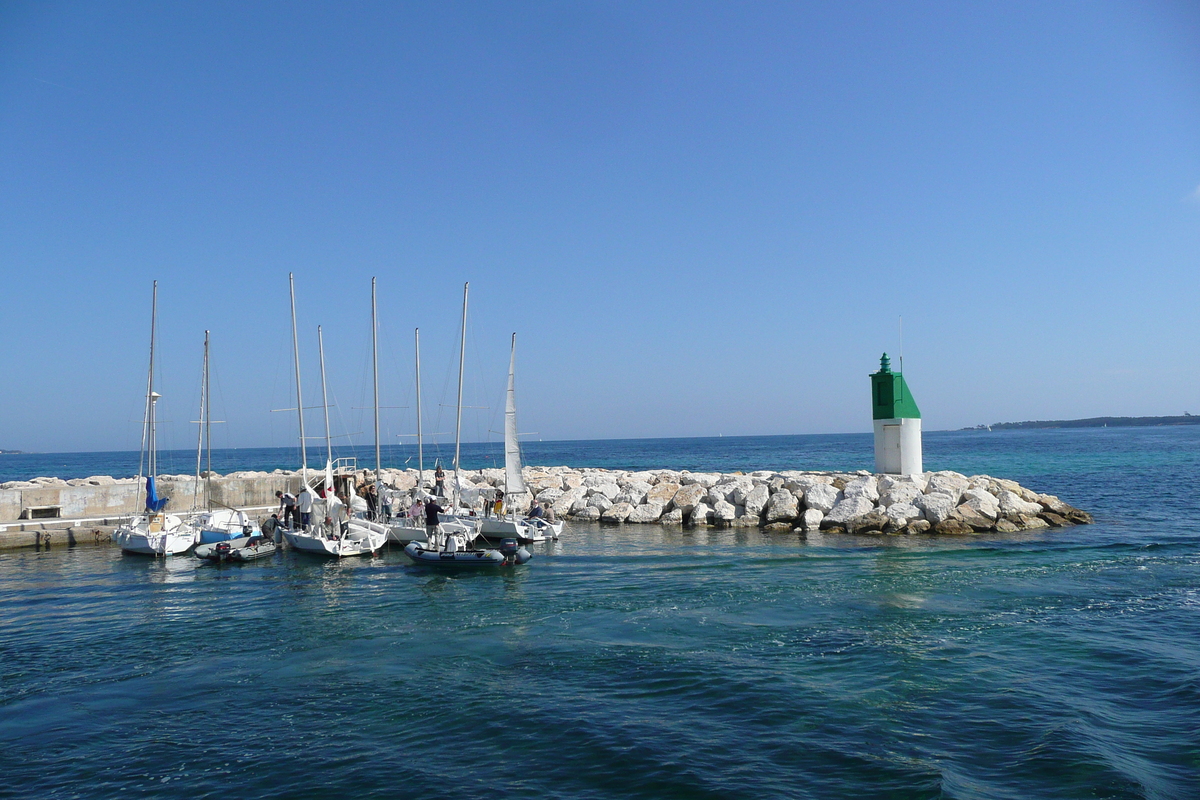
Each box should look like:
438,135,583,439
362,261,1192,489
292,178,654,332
994,517,1021,533
592,483,622,500
536,487,565,507
588,494,613,513
799,508,824,531
690,502,713,526
680,472,722,488
730,481,757,505
615,490,647,506
823,495,876,526
932,517,974,535
879,473,927,493
627,502,664,523
926,472,969,504
671,484,708,515
553,487,587,517
743,485,771,516
765,490,799,523
842,476,879,502
731,514,761,528
1064,508,1094,525
804,483,841,514
601,502,634,522
847,510,888,534
646,482,681,507
624,479,653,497
960,488,1000,520
574,506,601,520
660,508,684,524
879,482,922,508
525,472,564,494
954,506,995,532
906,519,932,534
885,502,922,527
569,492,591,514
784,474,827,496
713,500,738,524
915,492,956,524
998,490,1043,517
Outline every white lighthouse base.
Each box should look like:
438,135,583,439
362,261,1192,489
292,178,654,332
873,417,922,475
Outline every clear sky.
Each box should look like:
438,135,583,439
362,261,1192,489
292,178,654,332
1,1,1198,454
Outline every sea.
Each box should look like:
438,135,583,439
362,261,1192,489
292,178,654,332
1,428,1198,799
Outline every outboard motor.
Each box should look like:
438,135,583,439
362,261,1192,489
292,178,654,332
499,538,532,566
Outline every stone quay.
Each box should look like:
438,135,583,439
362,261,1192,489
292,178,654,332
0,465,1092,550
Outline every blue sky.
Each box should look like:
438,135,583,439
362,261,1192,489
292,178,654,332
1,1,1197,453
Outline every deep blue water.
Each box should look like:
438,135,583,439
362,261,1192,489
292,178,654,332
1,428,1199,798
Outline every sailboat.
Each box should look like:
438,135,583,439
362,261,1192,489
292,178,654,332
190,331,261,545
281,275,388,558
477,332,562,544
404,283,525,567
113,282,197,556
387,328,433,545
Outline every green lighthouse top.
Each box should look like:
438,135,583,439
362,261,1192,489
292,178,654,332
871,352,920,420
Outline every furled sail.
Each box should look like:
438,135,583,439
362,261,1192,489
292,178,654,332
145,476,168,513
504,334,527,495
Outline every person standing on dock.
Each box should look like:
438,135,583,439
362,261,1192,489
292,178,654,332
434,465,445,497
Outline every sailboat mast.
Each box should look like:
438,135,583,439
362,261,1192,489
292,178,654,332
204,332,212,503
454,282,468,504
148,283,158,482
193,331,208,510
415,328,423,488
318,325,333,465
372,277,381,516
289,273,308,486
136,283,156,511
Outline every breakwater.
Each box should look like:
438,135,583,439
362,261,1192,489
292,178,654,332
0,464,1090,549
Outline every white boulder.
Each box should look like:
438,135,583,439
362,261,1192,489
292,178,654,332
671,484,708,514
799,508,824,531
842,476,879,502
627,502,664,523
915,493,956,524
824,496,876,525
804,483,842,514
743,484,770,516
765,490,800,522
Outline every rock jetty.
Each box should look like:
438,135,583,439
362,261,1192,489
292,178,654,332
380,466,1091,534
0,466,1092,536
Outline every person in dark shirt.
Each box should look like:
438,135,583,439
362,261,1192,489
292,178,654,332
424,497,444,533
434,465,446,497
528,501,544,519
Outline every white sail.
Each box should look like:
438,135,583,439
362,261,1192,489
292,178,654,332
504,333,526,495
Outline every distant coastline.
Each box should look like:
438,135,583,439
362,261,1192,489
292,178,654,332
0,450,25,455
963,415,1200,431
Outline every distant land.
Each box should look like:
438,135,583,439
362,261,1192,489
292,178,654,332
963,415,1199,431
0,450,25,455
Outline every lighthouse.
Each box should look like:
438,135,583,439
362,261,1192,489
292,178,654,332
871,353,922,475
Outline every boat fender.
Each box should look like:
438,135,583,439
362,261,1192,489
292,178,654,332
514,547,532,565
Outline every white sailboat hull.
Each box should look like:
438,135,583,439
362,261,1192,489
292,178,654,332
478,515,561,544
114,515,196,555
284,519,388,557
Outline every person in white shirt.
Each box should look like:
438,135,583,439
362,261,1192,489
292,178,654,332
298,486,314,529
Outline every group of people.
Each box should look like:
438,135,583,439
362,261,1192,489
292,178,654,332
270,466,556,539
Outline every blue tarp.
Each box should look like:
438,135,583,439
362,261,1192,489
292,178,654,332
145,476,168,513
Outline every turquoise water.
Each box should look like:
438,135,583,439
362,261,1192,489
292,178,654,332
2,428,1199,798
